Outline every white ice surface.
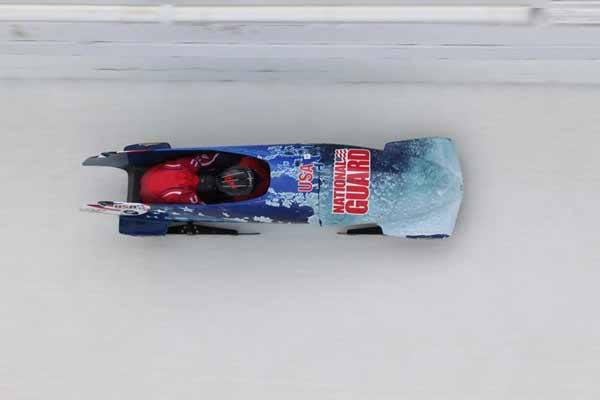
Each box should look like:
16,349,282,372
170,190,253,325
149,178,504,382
1,80,599,399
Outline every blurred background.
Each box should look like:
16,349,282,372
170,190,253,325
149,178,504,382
1,1,599,399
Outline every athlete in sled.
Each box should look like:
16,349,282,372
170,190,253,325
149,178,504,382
138,152,269,205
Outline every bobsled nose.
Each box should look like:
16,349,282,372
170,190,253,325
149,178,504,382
378,137,463,237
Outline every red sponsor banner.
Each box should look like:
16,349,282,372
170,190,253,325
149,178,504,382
332,148,371,215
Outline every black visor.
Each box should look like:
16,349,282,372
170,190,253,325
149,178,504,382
216,166,255,197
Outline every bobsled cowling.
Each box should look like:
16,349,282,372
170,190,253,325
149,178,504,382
82,138,463,238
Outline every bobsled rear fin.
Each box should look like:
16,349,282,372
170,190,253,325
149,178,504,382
81,201,150,216
82,152,129,168
124,142,171,152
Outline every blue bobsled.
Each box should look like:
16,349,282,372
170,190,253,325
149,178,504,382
82,138,463,238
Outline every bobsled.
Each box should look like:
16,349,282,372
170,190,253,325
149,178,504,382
82,138,463,238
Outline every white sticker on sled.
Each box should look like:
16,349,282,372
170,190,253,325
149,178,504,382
81,201,150,216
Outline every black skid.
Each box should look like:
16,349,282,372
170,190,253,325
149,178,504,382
344,226,384,235
406,234,449,239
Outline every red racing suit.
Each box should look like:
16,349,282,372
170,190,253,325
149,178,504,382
139,153,219,204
